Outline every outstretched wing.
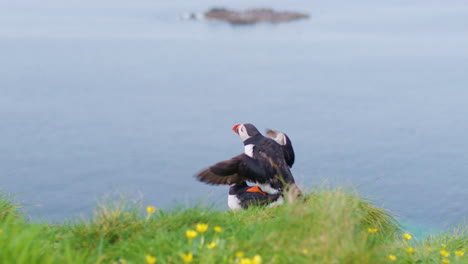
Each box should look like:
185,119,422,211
196,154,245,185
195,154,274,185
266,129,295,168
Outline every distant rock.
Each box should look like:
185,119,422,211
180,12,204,21
204,8,309,25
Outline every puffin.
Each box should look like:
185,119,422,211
196,123,300,209
228,182,281,210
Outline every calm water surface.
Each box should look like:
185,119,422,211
1,0,467,232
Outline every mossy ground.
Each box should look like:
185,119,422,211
0,189,466,264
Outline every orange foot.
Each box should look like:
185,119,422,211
246,185,266,196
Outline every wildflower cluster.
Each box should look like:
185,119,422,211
137,207,463,264
403,233,412,240
186,230,198,239
145,255,156,264
438,246,466,264
146,205,157,221
180,223,225,263
236,254,262,264
182,253,193,263
387,254,397,261
141,221,223,263
382,232,466,263
179,223,263,264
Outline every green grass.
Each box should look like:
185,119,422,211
0,189,466,264
0,192,22,220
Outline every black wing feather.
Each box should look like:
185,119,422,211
282,135,295,167
238,192,281,209
196,153,276,186
195,155,245,185
238,155,274,184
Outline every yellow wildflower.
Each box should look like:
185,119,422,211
440,249,450,258
425,247,434,252
442,259,450,264
146,206,156,215
214,226,222,233
207,242,216,249
302,248,309,254
455,250,465,257
239,258,252,264
252,255,262,264
236,251,245,258
185,230,198,239
145,255,156,264
387,254,397,261
368,228,378,233
182,253,193,263
406,247,415,254
196,223,209,233
403,233,412,240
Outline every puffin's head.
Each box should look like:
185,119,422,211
232,123,260,142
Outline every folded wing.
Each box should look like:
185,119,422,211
266,129,295,168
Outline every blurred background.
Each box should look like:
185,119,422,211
0,0,467,235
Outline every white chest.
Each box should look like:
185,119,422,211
228,195,242,210
244,144,254,157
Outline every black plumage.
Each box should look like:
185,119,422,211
266,129,295,168
196,123,297,193
228,182,281,209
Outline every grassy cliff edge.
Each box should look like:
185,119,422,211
0,189,466,264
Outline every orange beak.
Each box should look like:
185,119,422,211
232,124,241,134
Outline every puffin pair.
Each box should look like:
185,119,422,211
196,123,299,210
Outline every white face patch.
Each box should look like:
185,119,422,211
237,124,251,141
256,183,279,194
228,194,242,210
244,144,254,157
272,132,286,145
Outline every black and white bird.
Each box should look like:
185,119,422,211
196,123,300,209
228,182,281,210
